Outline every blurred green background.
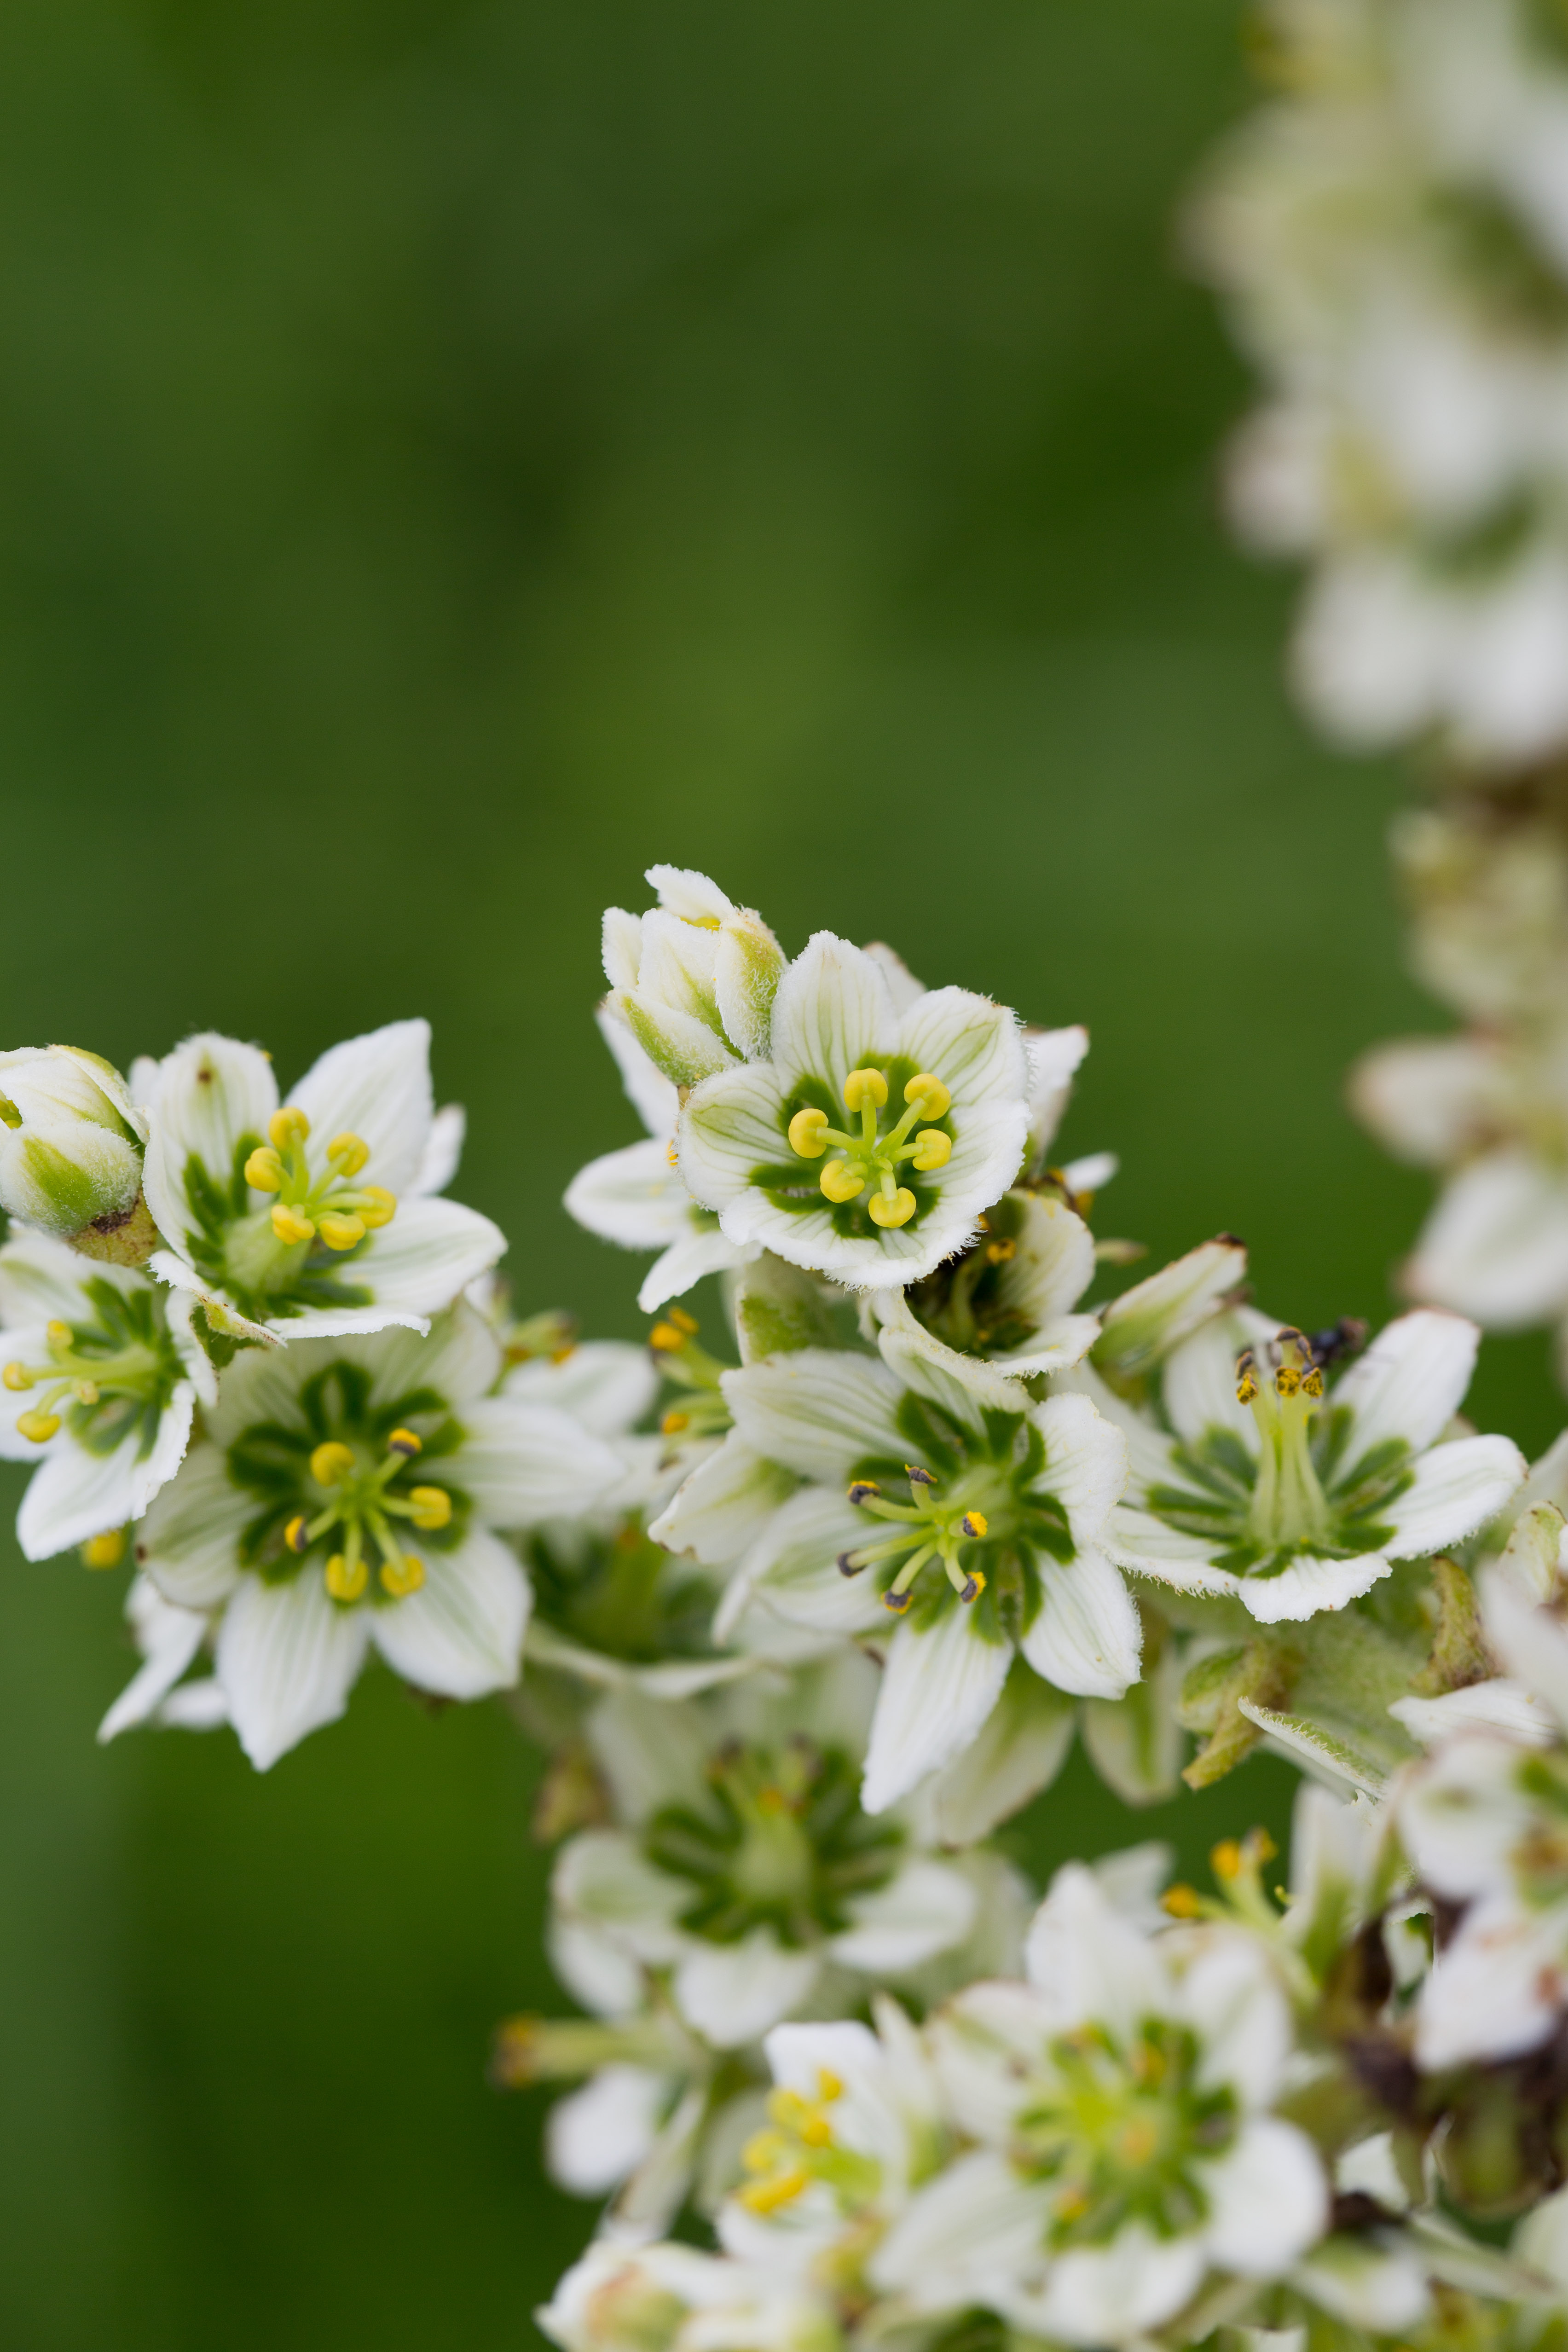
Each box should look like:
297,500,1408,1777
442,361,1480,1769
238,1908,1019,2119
0,1,1558,2344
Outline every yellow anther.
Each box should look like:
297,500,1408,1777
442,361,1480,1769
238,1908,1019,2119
910,1129,952,1172
1275,1365,1301,1398
1161,1883,1203,1918
960,1570,987,1603
269,1106,310,1151
984,1236,1015,1264
406,1485,451,1529
843,1067,888,1112
310,1441,356,1487
380,1553,426,1599
2,1363,31,1391
768,2088,810,2129
284,1515,311,1555
820,1160,867,1204
816,2069,843,2103
1302,1367,1324,1398
649,1322,685,1352
670,1307,699,1335
1236,1373,1258,1404
327,1132,370,1177
847,1480,880,1505
665,1140,678,1167
271,1203,316,1246
904,1072,951,1119
961,1512,989,1538
660,1410,690,1435
81,1529,125,1570
325,1552,368,1603
742,2131,787,2175
868,1187,916,1228
1211,1839,1244,1883
244,1147,284,1192
316,1212,367,1252
356,1187,396,1229
16,1410,60,1443
798,2110,833,2148
738,2167,809,2216
388,1428,422,1458
46,1321,72,1350
788,1107,830,1159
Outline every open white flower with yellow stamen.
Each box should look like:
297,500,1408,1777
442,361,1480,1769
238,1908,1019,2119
676,934,1030,1292
548,1659,979,2053
140,1020,503,1346
602,865,787,1088
0,1230,209,1561
566,1013,760,1315
1076,1308,1525,1625
537,2237,839,2352
656,1337,1137,1815
132,1303,624,1768
868,1860,1327,2344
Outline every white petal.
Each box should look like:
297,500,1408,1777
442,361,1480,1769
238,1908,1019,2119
1163,1312,1271,1453
1021,1546,1140,1699
1094,1238,1250,1389
596,1002,680,1139
873,1287,1035,1414
276,1198,505,1340
1390,1679,1555,1747
17,1382,194,1561
98,1576,208,1744
1032,1391,1128,1550
914,1660,1077,1844
648,1436,798,1569
1408,1151,1568,1326
1181,1936,1293,2107
1060,1149,1116,1193
1483,1573,1568,1727
216,1571,371,1770
827,1858,978,1974
769,933,896,1091
546,2065,668,2197
1202,2120,1327,2276
677,1064,790,1218
552,1829,687,1963
1102,1505,1247,1600
370,1529,529,1698
1035,2228,1205,2344
135,1439,249,1609
895,985,1028,1117
411,1102,465,1199
566,1139,692,1249
1023,1863,1164,2036
673,1932,819,2049
141,1032,279,1254
289,1018,434,1197
1239,1552,1394,1623
503,1341,658,1439
648,863,735,924
1394,1732,1527,1900
723,1349,906,1481
1294,2236,1430,2334
586,1686,716,1823
637,1228,752,1314
1381,1433,1526,1558
159,1678,227,1730
1024,1024,1089,1164
1334,1309,1481,1458
716,1484,887,1645
868,2149,1049,2307
458,1398,624,1526
861,1608,1013,1815
1350,1035,1507,1168
546,1912,648,2019
0,1227,141,1322
1417,1894,1568,2068
860,941,926,1015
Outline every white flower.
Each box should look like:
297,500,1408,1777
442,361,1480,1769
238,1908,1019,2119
0,1045,150,1255
566,1013,759,1315
140,1020,503,1345
1083,1307,1524,1624
871,1861,1327,2345
677,932,1030,1291
538,2239,838,2352
98,1575,227,1744
548,1658,980,2051
601,866,787,1088
0,1230,209,1560
657,1334,1137,1814
132,1303,624,1767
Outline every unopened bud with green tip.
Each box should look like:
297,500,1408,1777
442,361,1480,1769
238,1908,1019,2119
1092,1232,1248,1397
601,864,785,1088
0,1046,157,1264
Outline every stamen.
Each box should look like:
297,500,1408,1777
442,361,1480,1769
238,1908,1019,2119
284,1515,311,1554
16,1410,59,1442
357,1188,396,1228
405,1486,451,1530
820,1160,868,1204
660,1409,689,1435
787,1107,829,1158
958,1570,985,1603
388,1428,422,1458
904,1072,951,1118
379,1553,426,1599
738,2167,809,2215
910,1129,951,1171
837,1551,865,1576
843,1068,888,1112
271,1203,316,1245
868,1186,916,1228
883,1587,913,1614
311,1441,356,1486
327,1133,369,1177
81,1529,125,1570
960,1511,987,1537
847,1480,880,1505
669,1308,699,1335
244,1147,284,1192
905,1465,935,1487
2,1363,31,1391
269,1106,311,1151
649,1322,685,1352
315,1211,366,1251
325,1552,368,1602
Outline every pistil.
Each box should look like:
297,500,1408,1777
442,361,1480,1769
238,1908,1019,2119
1238,1328,1332,1550
788,1068,954,1230
243,1108,397,1253
841,1462,989,1612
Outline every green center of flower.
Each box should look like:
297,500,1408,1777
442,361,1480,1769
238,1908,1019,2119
1144,1324,1412,1582
643,1735,902,1949
226,1358,466,1607
527,1513,719,1665
4,1281,180,1469
1014,2018,1236,2249
179,1106,399,1324
785,1065,955,1232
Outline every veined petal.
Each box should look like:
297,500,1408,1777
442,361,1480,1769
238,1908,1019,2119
827,1858,978,1974
769,933,896,1092
1202,2118,1327,2276
914,1659,1077,1844
1483,1574,1568,1729
410,1102,465,1198
616,991,737,1089
648,1435,799,1568
1031,2227,1205,2345
290,1019,434,1196
638,1228,754,1315
0,1227,146,1322
1408,1151,1568,1326
1020,1546,1140,1699
565,1139,691,1249
141,1033,279,1254
715,1486,887,1644
677,1064,789,1221
596,1004,680,1140
646,863,735,924
136,1439,250,1609
1163,1311,1273,1453
1024,1024,1089,1164
1239,1552,1394,1623
16,1380,194,1561
1031,1392,1128,1550
673,1931,819,2049
279,1198,505,1340
895,985,1028,1116
1381,1433,1526,1559
723,1349,905,1480
370,1527,530,1697
216,1570,371,1770
459,1398,625,1526
503,1341,658,1440
876,1297,1031,1416
1334,1309,1481,1457
1102,1505,1246,1599
587,1686,717,1823
98,1576,208,1744
1390,1680,1555,1746
861,1607,1013,1815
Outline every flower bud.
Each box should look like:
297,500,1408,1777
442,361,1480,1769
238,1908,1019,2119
0,1045,151,1257
1092,1234,1248,1395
